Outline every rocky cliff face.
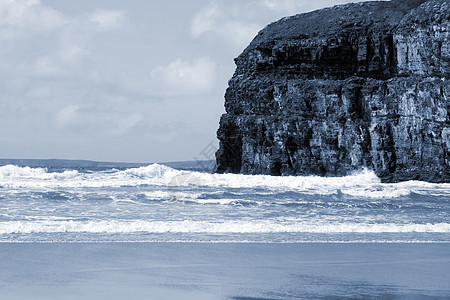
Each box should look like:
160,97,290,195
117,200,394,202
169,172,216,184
215,0,449,182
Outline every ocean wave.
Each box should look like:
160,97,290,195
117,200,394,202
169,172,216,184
0,165,79,180
121,164,172,178
1,164,450,199
1,220,449,234
0,165,48,179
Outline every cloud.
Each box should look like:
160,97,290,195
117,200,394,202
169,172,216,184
220,21,261,50
89,9,125,31
262,0,298,11
0,0,160,147
191,1,261,50
56,104,79,128
33,56,65,76
261,0,389,14
151,57,217,95
0,0,66,33
0,1,126,83
191,0,391,51
54,102,146,136
115,114,144,135
191,2,218,38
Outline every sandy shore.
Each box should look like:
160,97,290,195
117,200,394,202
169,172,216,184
0,243,449,299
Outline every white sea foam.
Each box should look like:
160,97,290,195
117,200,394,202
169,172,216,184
193,198,251,205
0,165,79,181
0,165,48,179
1,220,449,234
1,164,450,199
121,164,171,178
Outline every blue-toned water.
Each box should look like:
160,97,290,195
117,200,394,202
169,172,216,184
0,160,449,243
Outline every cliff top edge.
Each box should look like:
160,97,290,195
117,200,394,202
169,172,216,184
245,0,444,50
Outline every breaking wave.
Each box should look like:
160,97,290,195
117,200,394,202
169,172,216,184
0,164,79,180
1,164,449,199
0,220,450,234
1,220,449,234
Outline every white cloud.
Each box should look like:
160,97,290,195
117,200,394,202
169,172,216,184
221,21,261,50
191,2,218,38
89,9,125,31
191,0,390,51
25,85,52,99
0,0,66,32
262,0,297,11
28,32,89,77
191,1,261,49
115,114,143,135
0,1,129,89
56,104,79,128
33,56,65,76
58,32,90,64
261,0,389,14
151,57,217,95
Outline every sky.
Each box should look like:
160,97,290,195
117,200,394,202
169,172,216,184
0,0,376,163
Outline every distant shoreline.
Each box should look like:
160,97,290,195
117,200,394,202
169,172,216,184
0,158,215,172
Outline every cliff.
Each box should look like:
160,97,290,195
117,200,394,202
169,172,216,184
215,0,450,182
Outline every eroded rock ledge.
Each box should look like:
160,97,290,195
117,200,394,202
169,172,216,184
215,0,449,182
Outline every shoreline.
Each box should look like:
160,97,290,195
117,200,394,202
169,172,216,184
1,240,449,243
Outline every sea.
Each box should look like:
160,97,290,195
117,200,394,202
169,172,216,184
1,159,449,244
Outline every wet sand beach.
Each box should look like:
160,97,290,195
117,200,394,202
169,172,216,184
1,242,449,299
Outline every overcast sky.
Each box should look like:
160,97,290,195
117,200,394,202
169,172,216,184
1,0,373,163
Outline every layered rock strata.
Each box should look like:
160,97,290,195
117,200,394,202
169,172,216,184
215,0,449,182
